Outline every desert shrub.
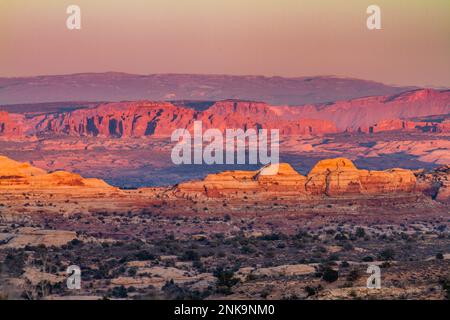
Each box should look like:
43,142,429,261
362,256,374,262
276,242,286,249
134,250,155,261
162,280,210,300
260,286,274,299
355,227,366,238
180,250,200,261
334,233,348,241
240,245,256,254
193,260,205,272
70,239,82,246
260,233,282,241
342,243,354,251
294,230,312,240
127,267,137,277
436,252,444,260
346,269,361,282
304,285,323,297
439,276,450,299
378,248,395,261
214,267,239,295
111,285,128,298
328,254,339,262
2,251,27,276
322,267,339,283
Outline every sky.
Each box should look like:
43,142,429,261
0,0,449,87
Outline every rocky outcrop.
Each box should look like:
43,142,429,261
176,163,307,199
305,158,416,196
0,156,113,190
415,165,450,203
174,158,418,199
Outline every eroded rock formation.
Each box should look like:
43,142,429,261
0,154,446,203
305,158,416,196
174,158,418,199
176,163,307,199
0,156,113,190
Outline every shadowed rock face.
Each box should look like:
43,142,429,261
175,158,418,199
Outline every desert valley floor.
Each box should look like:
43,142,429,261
0,153,448,300
0,86,449,300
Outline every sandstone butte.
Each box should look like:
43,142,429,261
0,156,113,190
175,158,418,199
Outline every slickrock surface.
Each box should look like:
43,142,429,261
175,158,418,199
0,227,77,248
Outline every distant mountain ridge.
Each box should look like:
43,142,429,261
0,72,417,105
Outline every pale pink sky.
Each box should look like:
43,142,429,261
1,0,449,87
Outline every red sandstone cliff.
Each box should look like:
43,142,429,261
273,89,450,131
0,101,338,138
1,89,448,139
